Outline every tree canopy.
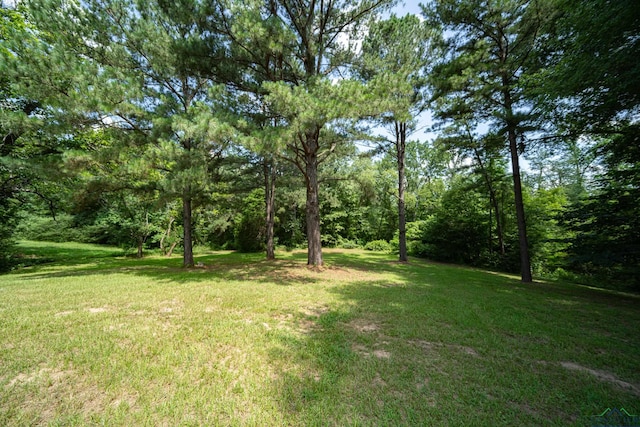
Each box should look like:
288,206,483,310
0,0,637,289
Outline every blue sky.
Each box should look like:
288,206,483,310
392,0,424,16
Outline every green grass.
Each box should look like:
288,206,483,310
1,241,639,426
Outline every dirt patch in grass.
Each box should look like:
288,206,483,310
373,349,391,359
372,372,387,387
350,343,391,360
352,343,369,356
297,318,318,334
87,307,109,314
55,310,74,317
296,305,330,334
559,361,640,396
6,365,112,422
300,305,329,317
347,318,380,333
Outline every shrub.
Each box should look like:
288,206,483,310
336,237,361,249
364,239,392,252
234,190,265,253
16,214,86,243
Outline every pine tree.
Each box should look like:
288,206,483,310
27,0,234,267
424,0,558,282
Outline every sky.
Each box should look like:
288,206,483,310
391,0,424,16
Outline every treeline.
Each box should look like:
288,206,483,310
1,0,638,289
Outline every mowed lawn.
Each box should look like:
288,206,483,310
1,242,639,426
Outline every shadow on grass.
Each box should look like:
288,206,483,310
7,242,640,424
265,262,640,425
11,244,327,286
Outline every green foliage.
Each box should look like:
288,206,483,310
16,214,84,243
364,239,393,252
539,0,640,129
563,129,640,289
335,237,361,250
0,210,15,272
420,184,489,265
524,187,570,275
234,189,265,253
0,0,635,284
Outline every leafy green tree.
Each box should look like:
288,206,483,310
63,129,164,256
424,0,558,282
539,0,640,133
1,4,80,269
235,189,266,252
358,14,437,261
437,125,510,258
421,177,489,265
563,129,640,289
535,0,639,287
27,0,234,267
228,0,395,266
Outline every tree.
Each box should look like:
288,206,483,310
27,0,233,267
537,0,640,287
563,128,640,289
424,0,557,282
64,128,163,257
358,14,437,261
1,3,78,269
539,0,640,133
437,126,510,258
231,0,394,266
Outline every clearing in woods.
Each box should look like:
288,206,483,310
1,241,639,425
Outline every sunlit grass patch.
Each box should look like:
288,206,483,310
1,241,639,425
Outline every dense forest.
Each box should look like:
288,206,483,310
1,0,638,288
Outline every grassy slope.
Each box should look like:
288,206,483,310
0,241,639,426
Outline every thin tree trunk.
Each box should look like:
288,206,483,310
508,137,532,282
396,121,408,262
264,159,276,260
160,216,174,256
503,85,532,283
183,195,194,268
489,203,493,255
304,130,323,266
167,241,178,258
472,148,506,256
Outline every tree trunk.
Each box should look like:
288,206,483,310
183,195,194,268
473,149,506,256
509,138,532,282
503,86,532,282
136,238,143,258
264,159,276,260
167,241,178,258
396,121,408,262
508,135,532,282
160,216,174,256
304,130,323,266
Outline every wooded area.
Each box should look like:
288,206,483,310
1,0,638,288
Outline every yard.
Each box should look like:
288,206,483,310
1,242,638,425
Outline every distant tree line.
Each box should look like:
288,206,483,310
1,0,638,289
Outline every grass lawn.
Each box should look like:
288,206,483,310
1,241,639,426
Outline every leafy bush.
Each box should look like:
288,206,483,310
234,190,265,253
336,237,361,249
16,214,86,243
364,239,392,252
407,241,434,258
